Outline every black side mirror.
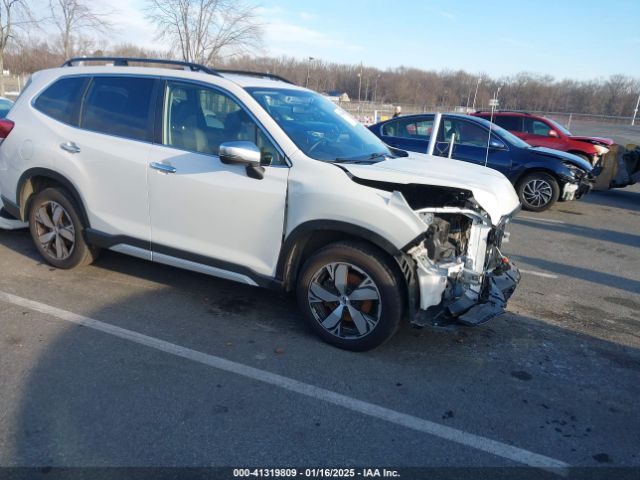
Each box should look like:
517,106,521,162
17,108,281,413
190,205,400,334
489,138,506,149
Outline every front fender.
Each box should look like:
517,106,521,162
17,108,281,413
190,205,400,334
512,160,575,185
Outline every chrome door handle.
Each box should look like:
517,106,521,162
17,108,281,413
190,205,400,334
150,162,177,174
60,141,81,153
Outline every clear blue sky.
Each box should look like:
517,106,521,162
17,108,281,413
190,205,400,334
257,0,640,80
100,0,640,80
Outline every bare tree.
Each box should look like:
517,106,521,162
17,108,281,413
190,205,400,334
4,36,638,117
146,0,262,66
0,0,34,96
48,0,115,60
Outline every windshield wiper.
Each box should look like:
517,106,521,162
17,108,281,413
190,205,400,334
333,152,389,164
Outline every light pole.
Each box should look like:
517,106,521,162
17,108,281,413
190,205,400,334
632,91,640,126
471,77,481,110
357,62,363,103
373,74,381,103
364,76,370,102
305,56,314,88
495,85,502,102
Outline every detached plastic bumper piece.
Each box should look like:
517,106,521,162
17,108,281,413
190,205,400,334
455,262,521,327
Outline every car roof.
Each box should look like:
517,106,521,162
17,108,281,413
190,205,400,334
371,112,486,127
474,111,537,118
219,72,305,90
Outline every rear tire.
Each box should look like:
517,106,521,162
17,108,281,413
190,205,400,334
28,187,99,269
296,241,403,351
517,172,559,212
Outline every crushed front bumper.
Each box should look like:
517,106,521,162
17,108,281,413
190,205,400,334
562,174,593,201
410,259,520,328
455,261,520,326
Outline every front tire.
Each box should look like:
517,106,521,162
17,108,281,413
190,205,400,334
296,241,403,351
517,172,559,212
28,188,99,269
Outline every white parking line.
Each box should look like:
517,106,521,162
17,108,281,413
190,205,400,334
517,216,566,225
519,269,559,279
0,290,570,474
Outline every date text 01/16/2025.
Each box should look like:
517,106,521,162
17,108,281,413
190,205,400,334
233,468,401,478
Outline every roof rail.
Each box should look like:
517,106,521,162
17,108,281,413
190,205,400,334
216,69,293,85
61,57,222,77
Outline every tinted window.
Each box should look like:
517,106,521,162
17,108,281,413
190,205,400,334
0,99,13,119
470,115,530,149
382,117,432,140
524,118,552,137
81,76,155,141
442,118,489,147
33,76,88,125
164,81,285,165
493,115,522,131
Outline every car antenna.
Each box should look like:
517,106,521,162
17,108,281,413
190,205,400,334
485,84,502,167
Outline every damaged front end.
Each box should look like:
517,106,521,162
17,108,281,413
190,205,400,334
348,171,520,328
397,203,520,328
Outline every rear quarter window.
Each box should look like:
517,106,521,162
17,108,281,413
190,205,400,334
81,76,156,141
33,76,89,126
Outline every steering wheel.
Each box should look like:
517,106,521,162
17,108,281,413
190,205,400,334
308,137,329,154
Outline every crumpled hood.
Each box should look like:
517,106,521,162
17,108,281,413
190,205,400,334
341,153,520,225
529,147,593,171
570,135,614,146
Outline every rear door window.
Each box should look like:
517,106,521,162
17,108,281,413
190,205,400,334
493,115,522,131
81,76,156,141
33,76,89,126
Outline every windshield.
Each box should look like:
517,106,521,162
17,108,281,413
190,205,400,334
246,87,393,163
547,118,573,136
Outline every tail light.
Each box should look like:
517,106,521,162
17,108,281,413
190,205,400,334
0,119,14,142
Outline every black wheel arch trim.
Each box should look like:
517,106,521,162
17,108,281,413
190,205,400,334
276,220,403,290
0,195,20,220
513,165,567,188
15,168,91,226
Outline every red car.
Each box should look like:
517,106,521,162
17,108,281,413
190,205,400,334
472,111,613,165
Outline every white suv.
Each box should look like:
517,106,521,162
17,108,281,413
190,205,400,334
0,57,521,350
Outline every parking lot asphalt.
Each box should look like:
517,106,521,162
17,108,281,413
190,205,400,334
568,122,640,147
0,184,639,478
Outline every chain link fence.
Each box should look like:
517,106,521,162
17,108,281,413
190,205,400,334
337,100,637,127
1,72,636,128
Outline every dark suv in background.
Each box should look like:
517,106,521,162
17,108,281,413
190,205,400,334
472,111,613,165
368,113,595,211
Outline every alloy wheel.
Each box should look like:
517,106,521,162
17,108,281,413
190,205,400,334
523,179,553,208
307,262,382,339
33,200,76,260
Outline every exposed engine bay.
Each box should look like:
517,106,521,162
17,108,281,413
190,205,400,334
403,205,519,328
344,173,521,328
